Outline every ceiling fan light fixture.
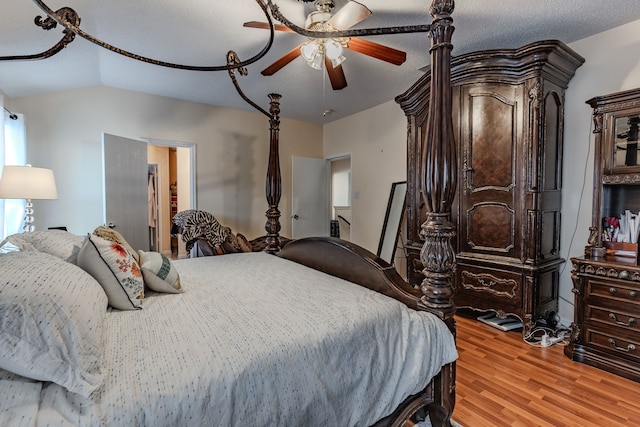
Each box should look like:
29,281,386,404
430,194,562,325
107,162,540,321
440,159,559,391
308,50,324,70
301,40,320,62
331,54,346,68
325,39,343,60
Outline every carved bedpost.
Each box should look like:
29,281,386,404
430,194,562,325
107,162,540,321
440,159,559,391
265,93,283,253
225,54,283,254
418,0,456,322
421,3,456,426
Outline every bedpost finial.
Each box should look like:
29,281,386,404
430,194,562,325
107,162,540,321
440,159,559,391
269,93,281,122
430,0,454,18
268,93,282,104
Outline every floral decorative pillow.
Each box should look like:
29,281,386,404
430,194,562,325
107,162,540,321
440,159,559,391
138,250,183,294
92,225,140,263
77,234,144,310
0,230,84,264
0,250,107,397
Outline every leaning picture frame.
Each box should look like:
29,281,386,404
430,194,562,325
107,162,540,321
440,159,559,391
377,181,407,264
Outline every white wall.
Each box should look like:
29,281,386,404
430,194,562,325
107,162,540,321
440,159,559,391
323,100,407,253
10,86,323,238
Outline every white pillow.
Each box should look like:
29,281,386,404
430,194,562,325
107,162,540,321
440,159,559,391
77,234,145,310
0,251,107,397
0,230,84,264
138,250,183,294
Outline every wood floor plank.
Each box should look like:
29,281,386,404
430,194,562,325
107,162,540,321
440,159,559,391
452,310,640,426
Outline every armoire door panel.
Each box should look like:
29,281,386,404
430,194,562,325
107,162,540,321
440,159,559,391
539,210,561,260
461,83,521,258
536,267,559,308
466,202,515,253
465,87,518,192
542,91,563,192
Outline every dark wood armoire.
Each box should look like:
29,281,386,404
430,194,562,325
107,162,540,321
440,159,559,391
396,40,584,332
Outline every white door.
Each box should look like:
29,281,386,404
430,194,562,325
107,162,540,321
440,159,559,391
103,133,149,252
291,156,329,238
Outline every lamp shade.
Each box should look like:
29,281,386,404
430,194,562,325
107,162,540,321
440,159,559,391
0,165,58,200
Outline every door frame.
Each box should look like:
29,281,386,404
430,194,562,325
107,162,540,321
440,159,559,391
327,152,352,240
143,138,196,257
142,138,197,209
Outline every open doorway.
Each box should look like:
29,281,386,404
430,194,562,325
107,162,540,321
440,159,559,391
329,155,351,241
103,134,195,258
290,155,351,240
144,139,196,258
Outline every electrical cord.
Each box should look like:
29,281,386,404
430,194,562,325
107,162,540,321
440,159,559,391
558,294,575,308
559,117,594,278
523,324,571,348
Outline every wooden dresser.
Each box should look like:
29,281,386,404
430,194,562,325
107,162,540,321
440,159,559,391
566,88,640,381
396,40,584,332
568,257,640,381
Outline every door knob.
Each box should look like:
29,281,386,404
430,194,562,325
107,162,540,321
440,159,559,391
292,214,299,220
107,222,116,229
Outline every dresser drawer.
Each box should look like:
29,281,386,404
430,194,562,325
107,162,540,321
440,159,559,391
587,305,640,333
586,278,640,308
585,328,640,361
457,265,522,308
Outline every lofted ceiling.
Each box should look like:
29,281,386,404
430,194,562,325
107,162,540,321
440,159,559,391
2,0,640,124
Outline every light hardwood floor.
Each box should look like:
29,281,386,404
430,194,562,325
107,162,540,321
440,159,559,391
453,310,640,426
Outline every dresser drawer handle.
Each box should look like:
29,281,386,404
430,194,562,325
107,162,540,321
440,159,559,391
608,338,636,352
609,313,637,326
608,288,639,298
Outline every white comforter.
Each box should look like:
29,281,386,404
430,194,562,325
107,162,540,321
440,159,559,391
1,252,457,427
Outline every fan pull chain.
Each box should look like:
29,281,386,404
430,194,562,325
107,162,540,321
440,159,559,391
322,58,327,116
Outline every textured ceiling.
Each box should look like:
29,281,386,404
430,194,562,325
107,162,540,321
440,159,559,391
2,0,640,124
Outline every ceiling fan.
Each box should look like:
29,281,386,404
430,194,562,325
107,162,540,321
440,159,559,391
244,0,407,90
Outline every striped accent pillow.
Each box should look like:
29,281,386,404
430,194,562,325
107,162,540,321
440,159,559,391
138,250,182,294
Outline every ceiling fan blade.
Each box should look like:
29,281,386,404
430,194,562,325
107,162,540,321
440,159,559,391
243,21,294,33
326,1,372,30
325,56,347,90
261,45,302,76
347,37,406,65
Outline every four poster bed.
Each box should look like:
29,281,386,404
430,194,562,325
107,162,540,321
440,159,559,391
0,1,459,426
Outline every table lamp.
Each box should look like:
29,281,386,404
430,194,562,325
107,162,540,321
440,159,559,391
0,164,58,232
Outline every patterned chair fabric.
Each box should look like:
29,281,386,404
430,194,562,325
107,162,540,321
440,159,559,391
171,210,230,252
